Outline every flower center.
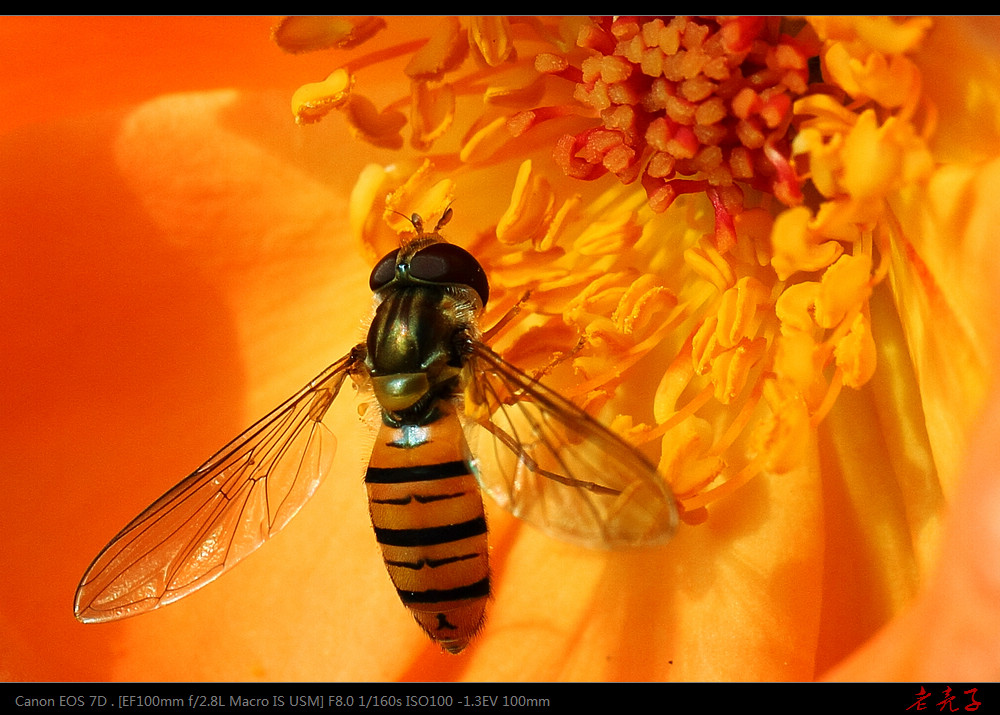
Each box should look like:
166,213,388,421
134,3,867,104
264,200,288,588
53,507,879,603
277,16,935,521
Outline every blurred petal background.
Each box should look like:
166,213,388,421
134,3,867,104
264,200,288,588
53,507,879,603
2,16,998,682
1,15,392,680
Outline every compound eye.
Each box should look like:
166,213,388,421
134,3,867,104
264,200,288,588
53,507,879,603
410,243,490,306
369,248,400,292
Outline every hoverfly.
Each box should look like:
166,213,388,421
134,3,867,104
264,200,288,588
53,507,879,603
74,210,677,653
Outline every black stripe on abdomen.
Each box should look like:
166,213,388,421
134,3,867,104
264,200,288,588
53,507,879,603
385,552,478,570
365,460,471,484
374,517,487,547
370,491,467,506
397,577,491,605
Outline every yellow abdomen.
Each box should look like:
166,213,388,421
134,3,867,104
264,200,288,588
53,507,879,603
365,408,488,654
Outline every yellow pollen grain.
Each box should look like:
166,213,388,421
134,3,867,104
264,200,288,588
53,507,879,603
834,313,877,388
572,212,641,256
841,110,901,199
716,277,768,349
775,282,820,335
684,241,736,293
404,16,467,80
712,337,766,404
273,16,386,53
497,160,555,245
612,275,677,337
771,206,845,281
411,81,456,150
815,253,873,329
483,66,547,107
290,68,355,124
381,160,455,234
469,15,514,67
344,95,407,149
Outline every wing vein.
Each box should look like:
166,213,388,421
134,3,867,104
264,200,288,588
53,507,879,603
74,351,364,621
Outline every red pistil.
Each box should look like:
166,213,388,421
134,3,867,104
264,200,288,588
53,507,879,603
549,16,816,215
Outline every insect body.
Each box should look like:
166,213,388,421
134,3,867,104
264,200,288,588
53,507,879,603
74,211,678,653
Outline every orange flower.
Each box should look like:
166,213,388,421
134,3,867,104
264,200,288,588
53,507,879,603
2,16,998,682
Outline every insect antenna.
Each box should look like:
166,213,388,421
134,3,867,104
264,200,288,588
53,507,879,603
388,207,454,240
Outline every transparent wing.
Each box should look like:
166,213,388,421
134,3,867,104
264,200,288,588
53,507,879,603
464,341,677,549
74,350,364,623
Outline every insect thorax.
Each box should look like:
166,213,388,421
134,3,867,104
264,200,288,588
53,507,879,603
366,284,476,423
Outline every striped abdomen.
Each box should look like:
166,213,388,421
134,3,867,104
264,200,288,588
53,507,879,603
365,408,488,654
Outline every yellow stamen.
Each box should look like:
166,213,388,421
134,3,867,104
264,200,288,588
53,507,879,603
279,14,942,521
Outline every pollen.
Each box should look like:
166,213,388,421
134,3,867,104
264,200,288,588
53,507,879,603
542,17,820,219
290,68,355,125
273,16,387,53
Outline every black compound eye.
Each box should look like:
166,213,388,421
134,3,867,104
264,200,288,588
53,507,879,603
369,248,400,291
411,243,490,306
